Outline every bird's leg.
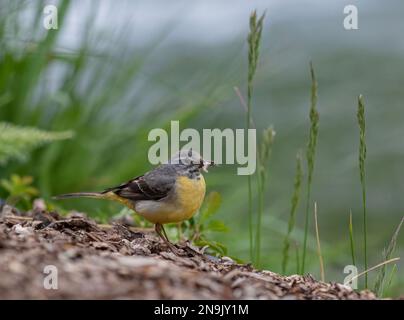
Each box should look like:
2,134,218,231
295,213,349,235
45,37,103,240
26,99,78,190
155,223,179,255
155,223,168,243
177,222,183,241
154,223,165,241
160,224,172,244
160,224,203,257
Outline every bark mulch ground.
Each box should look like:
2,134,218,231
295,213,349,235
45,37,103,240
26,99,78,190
0,203,377,300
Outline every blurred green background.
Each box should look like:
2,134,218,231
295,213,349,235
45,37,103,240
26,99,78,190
1,0,403,295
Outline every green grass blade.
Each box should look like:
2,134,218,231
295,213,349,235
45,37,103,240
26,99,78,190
255,127,275,267
383,264,397,297
357,94,368,287
374,216,403,296
301,62,319,274
314,202,325,282
246,10,265,265
295,242,300,275
282,151,302,274
349,210,357,267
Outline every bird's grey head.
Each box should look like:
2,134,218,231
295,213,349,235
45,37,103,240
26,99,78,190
168,149,212,172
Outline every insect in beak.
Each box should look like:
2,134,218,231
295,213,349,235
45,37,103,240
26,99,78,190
199,159,214,172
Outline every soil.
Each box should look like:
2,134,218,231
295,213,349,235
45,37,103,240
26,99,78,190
0,202,377,300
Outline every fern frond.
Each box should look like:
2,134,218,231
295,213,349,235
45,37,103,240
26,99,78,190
0,122,74,165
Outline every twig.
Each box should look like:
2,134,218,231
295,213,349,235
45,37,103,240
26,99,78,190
314,202,325,282
344,257,400,286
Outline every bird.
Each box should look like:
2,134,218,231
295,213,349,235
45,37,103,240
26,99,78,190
54,149,213,253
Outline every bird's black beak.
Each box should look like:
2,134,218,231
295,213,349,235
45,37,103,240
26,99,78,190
199,159,214,172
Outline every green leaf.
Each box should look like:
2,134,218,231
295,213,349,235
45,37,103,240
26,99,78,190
207,219,229,233
199,191,221,223
0,174,39,207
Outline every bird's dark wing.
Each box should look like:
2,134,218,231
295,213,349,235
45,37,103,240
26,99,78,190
102,164,177,201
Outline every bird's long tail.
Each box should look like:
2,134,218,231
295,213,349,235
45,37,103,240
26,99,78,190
53,192,108,200
53,191,132,209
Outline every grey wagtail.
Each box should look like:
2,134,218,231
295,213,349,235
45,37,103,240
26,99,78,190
54,149,213,251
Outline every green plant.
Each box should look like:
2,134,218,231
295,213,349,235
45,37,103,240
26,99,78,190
374,217,403,296
314,202,325,282
349,210,356,267
282,151,302,273
190,191,229,256
235,84,275,266
295,242,300,275
246,10,265,264
258,127,276,189
301,62,319,274
357,94,368,287
255,126,275,266
0,174,39,209
0,122,73,166
383,264,398,297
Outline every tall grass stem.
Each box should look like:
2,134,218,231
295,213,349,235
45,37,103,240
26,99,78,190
357,94,368,287
246,10,265,265
314,202,325,282
301,62,319,274
282,152,302,273
349,210,356,267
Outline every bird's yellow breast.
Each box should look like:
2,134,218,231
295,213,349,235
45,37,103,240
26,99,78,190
134,174,206,224
175,175,206,220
